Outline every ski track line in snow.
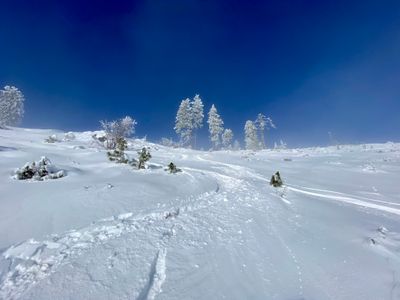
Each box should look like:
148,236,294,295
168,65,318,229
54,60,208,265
0,166,245,299
290,184,400,207
0,202,201,299
137,248,167,300
287,186,400,216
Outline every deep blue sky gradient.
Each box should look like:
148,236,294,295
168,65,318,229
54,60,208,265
1,0,399,147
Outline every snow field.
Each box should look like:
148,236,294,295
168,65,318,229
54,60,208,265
0,128,400,299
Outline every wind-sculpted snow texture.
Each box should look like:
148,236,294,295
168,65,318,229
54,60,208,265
1,128,400,299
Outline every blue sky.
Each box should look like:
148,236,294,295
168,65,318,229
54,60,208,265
1,0,399,147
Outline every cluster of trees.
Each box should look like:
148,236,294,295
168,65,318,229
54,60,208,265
175,95,275,151
175,95,235,150
0,85,279,152
0,86,24,127
174,95,204,147
244,113,276,150
100,117,155,170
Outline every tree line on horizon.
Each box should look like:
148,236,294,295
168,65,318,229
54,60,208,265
0,85,279,151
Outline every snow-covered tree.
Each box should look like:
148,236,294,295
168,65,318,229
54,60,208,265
174,99,193,147
207,104,224,150
274,139,287,150
244,120,259,150
0,85,25,127
137,147,151,169
107,138,129,164
174,95,204,148
191,94,204,148
100,116,136,149
255,113,276,148
222,128,233,149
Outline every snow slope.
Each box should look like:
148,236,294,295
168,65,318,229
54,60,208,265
0,128,400,300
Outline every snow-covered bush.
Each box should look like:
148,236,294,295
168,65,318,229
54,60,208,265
135,147,151,169
107,138,129,164
91,132,107,148
0,85,25,127
45,134,60,143
63,132,76,141
166,162,182,174
270,171,283,187
100,116,136,149
14,157,65,181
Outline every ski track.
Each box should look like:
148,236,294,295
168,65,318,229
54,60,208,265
0,201,200,299
287,186,400,216
138,248,167,300
290,184,400,207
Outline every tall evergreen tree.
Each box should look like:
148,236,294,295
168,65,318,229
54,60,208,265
255,113,276,148
0,85,25,127
207,104,224,150
174,99,193,146
222,129,234,149
244,120,259,150
191,94,204,148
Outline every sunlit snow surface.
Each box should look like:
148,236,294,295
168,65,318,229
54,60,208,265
0,128,400,300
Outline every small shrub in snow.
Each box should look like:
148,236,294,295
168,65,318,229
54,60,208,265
166,162,182,174
270,171,283,187
63,132,76,141
136,147,151,169
107,138,129,164
14,157,65,181
45,135,60,143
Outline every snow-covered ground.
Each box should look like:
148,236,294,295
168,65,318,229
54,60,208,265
1,127,400,300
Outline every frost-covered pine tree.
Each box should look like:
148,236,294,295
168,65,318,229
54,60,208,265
0,85,25,127
174,98,193,147
222,129,233,149
207,104,224,150
137,147,151,169
191,94,204,148
244,120,259,150
255,113,276,148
